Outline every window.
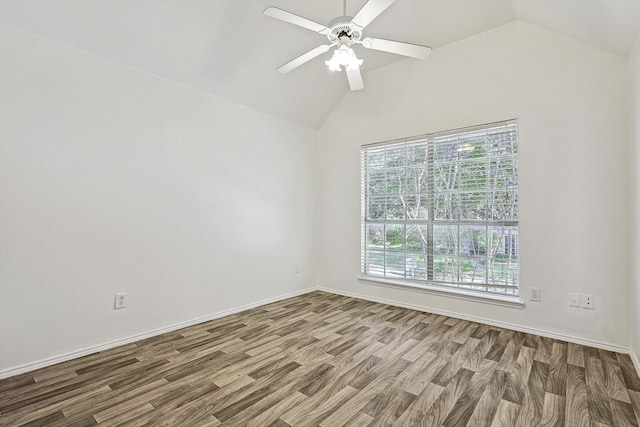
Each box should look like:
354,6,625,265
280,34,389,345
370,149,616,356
361,120,519,297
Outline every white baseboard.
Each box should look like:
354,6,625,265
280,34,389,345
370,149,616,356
0,287,317,380
631,349,640,378
4,285,635,380
318,286,631,354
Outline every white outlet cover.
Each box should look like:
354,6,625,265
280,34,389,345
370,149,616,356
529,287,541,302
581,294,594,309
114,292,127,309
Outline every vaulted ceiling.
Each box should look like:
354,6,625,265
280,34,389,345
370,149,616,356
1,0,639,129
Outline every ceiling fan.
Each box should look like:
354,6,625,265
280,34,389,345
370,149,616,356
264,0,431,91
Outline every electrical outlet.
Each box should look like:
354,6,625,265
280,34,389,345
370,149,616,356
569,293,580,307
581,294,594,309
114,292,127,309
529,287,541,302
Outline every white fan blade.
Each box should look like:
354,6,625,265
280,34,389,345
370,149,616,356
277,45,331,74
346,67,364,91
264,7,330,35
362,37,431,59
351,0,395,30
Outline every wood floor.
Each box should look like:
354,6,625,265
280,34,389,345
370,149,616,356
1,291,640,426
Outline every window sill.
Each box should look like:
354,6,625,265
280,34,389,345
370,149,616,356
358,276,525,309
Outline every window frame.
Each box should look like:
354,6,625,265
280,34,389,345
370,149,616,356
360,120,520,303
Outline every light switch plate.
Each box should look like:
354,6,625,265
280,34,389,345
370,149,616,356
569,293,580,307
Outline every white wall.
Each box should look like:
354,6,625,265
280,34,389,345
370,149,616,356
318,21,630,348
630,32,640,361
0,23,317,375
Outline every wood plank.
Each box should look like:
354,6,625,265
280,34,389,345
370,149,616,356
420,368,475,426
489,399,521,427
627,390,640,426
345,411,375,427
565,364,591,427
611,398,639,427
502,346,535,405
546,341,568,396
567,342,585,367
516,360,549,426
600,349,631,402
540,392,565,427
467,369,510,427
585,356,614,425
442,359,498,426
392,382,446,425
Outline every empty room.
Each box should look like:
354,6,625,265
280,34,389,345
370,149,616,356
1,0,640,425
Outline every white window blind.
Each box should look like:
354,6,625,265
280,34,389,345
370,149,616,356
361,120,519,296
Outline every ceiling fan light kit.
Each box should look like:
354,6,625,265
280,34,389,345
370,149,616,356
264,0,431,91
325,45,363,72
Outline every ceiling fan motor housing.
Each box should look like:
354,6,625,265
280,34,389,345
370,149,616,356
327,16,362,46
